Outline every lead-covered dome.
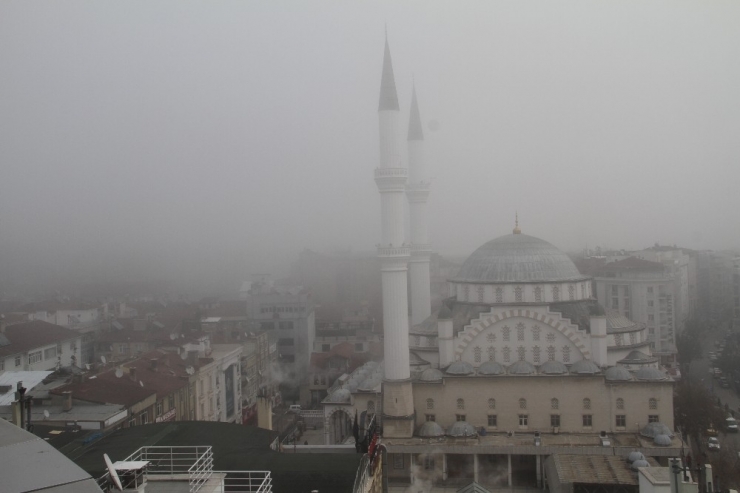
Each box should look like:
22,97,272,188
453,234,586,283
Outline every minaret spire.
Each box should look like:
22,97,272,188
407,83,424,141
378,35,399,111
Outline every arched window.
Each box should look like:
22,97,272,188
463,285,470,301
495,287,503,303
488,398,496,409
616,398,624,410
502,326,510,341
519,398,527,409
568,285,575,300
426,398,434,410
583,398,591,410
547,345,555,361
477,286,484,303
474,346,481,363
533,345,541,364
649,398,657,410
562,346,571,363
534,286,542,302
515,286,523,302
457,398,465,410
517,346,525,361
516,323,525,341
552,286,560,302
488,346,495,361
551,398,559,410
367,401,375,414
503,346,511,363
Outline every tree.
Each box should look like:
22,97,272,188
676,318,704,369
674,380,726,442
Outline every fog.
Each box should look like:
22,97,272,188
2,1,739,295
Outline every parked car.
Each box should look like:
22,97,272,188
726,417,738,433
708,437,720,451
288,404,302,413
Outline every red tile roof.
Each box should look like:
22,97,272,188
0,321,80,358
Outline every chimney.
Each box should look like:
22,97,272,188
130,367,137,381
150,358,158,371
63,391,72,412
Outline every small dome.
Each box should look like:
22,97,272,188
640,422,674,438
325,388,351,404
654,434,672,446
446,361,475,375
627,451,645,463
447,421,477,437
631,459,650,470
508,360,536,375
618,350,658,365
605,366,633,382
478,361,506,376
635,367,668,381
540,361,568,375
569,360,601,375
419,368,444,382
417,421,445,438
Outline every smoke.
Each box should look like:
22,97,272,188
405,450,444,493
404,450,510,491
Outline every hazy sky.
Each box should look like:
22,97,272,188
2,1,739,290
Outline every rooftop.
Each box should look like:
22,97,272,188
0,320,80,358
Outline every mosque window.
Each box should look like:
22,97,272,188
533,346,541,364
568,285,575,300
457,398,465,410
413,336,420,346
616,398,624,410
519,398,527,410
515,287,523,302
562,346,571,363
581,283,585,298
551,398,559,410
516,323,525,341
615,334,623,346
649,398,657,410
532,326,541,341
456,414,467,422
534,286,542,302
426,398,434,410
488,398,496,409
367,401,375,414
630,333,637,345
495,287,503,303
648,415,659,423
426,414,435,422
463,285,470,301
474,347,481,363
552,286,560,302
547,346,555,361
502,326,510,341
477,286,484,303
488,346,495,361
503,347,511,363
546,332,556,343
583,398,591,410
487,333,496,343
517,346,525,361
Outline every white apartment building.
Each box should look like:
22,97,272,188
0,321,83,373
194,344,242,424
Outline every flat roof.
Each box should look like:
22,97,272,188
551,454,659,485
0,371,53,405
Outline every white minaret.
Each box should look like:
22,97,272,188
406,85,432,326
375,36,414,438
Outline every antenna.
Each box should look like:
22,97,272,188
115,368,124,378
101,355,107,365
104,453,124,491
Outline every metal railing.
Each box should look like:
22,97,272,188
96,445,272,493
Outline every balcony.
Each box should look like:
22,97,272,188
96,446,272,493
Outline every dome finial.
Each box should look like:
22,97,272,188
513,212,521,234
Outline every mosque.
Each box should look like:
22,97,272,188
321,37,681,491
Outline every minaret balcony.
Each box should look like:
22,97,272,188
377,245,411,258
410,243,432,255
374,167,408,191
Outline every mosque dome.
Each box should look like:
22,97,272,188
640,422,674,438
453,234,587,284
627,451,645,463
508,360,537,375
446,361,475,376
631,459,650,470
635,367,668,381
418,421,445,438
605,366,633,382
569,360,601,375
653,434,672,446
419,368,444,382
540,361,568,375
447,421,477,437
478,361,506,376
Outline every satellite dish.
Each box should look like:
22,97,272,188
170,333,177,340
43,410,50,419
139,381,144,387
101,356,107,365
180,351,188,360
104,453,124,491
115,368,124,378
186,366,194,375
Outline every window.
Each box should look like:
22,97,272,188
488,398,496,409
488,415,497,427
457,398,465,410
129,416,136,427
519,398,527,409
367,401,375,414
616,398,624,410
649,398,657,410
648,300,654,307
279,321,293,330
488,346,495,361
534,286,542,302
517,346,525,361
156,402,163,416
518,414,528,427
426,398,434,410
612,285,618,296
552,286,560,301
28,351,42,365
583,398,591,410
582,414,592,427
322,344,330,352
503,346,511,363
648,314,654,321
516,323,525,341
474,347,481,363
141,412,148,425
551,414,561,427
616,415,626,427
423,455,435,470
456,414,466,422
568,285,575,300
562,346,571,363
495,287,503,303
551,398,559,410
44,347,56,360
425,414,435,422
648,415,659,423
15,355,21,367
477,286,484,303
118,343,128,354
502,326,510,341
260,322,273,331
169,395,175,409
515,287,523,302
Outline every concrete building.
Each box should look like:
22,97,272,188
195,344,243,424
697,250,736,324
0,320,83,372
